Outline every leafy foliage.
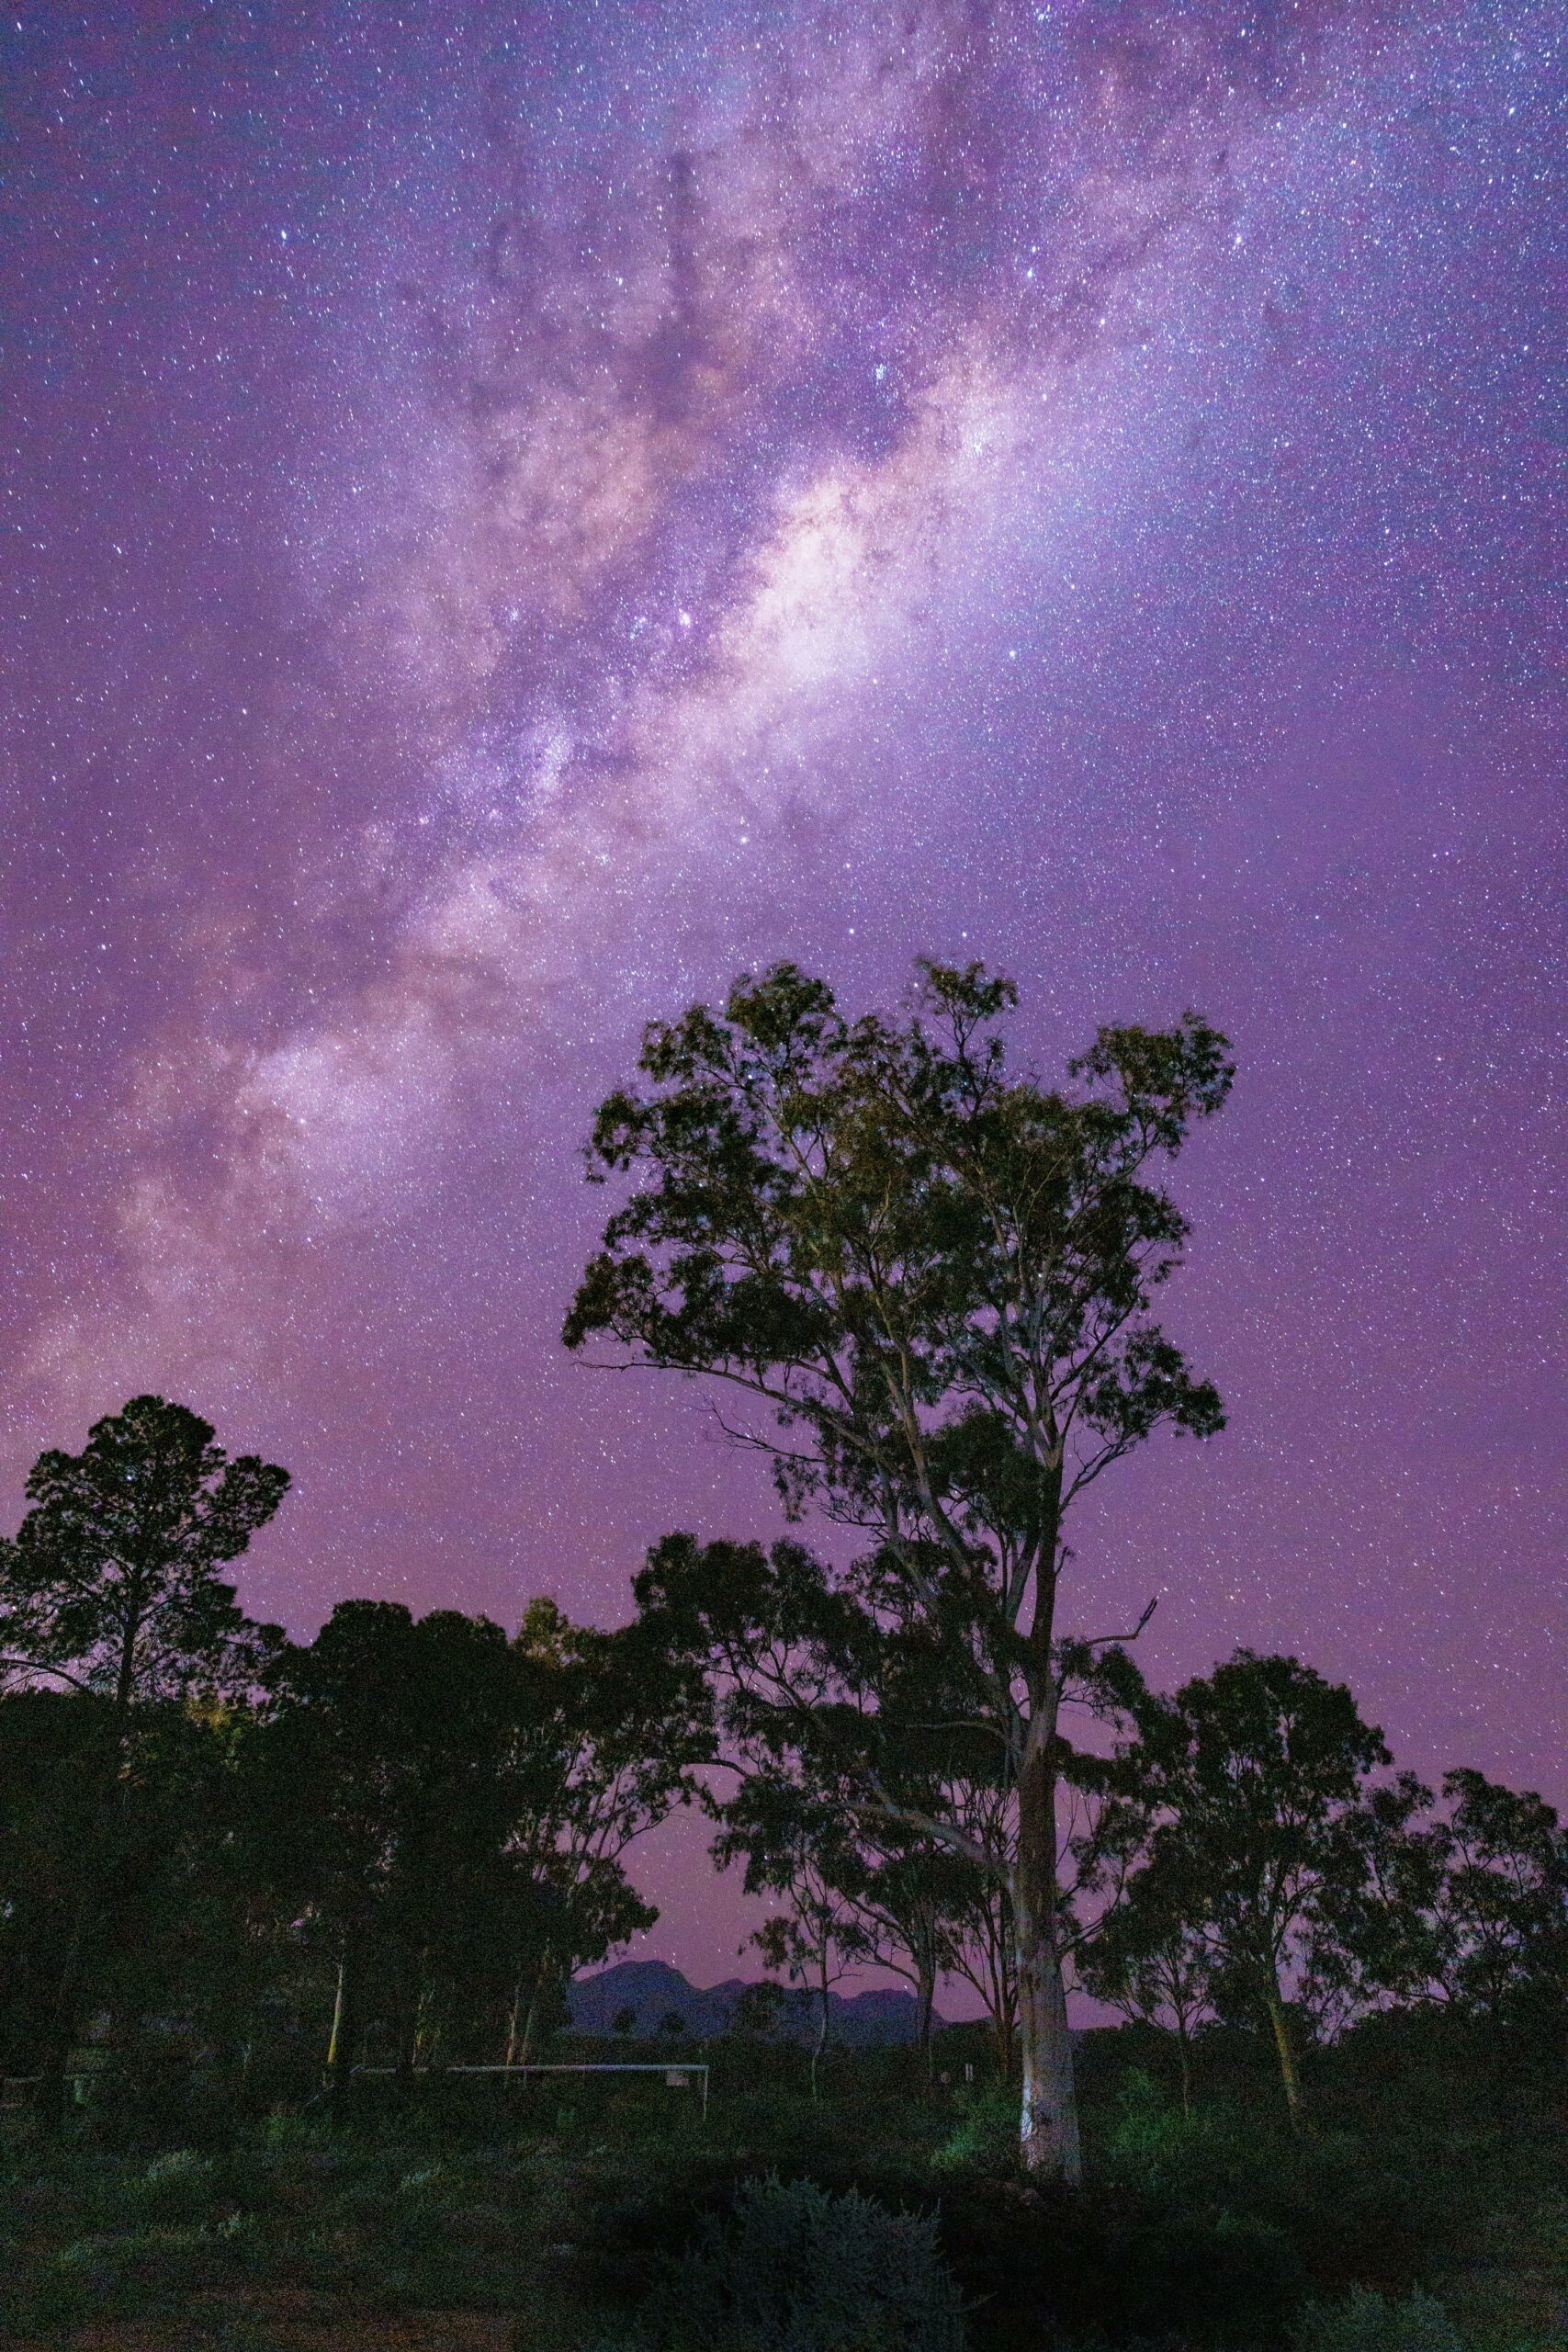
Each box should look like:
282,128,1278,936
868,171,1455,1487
1288,2288,1462,2352
628,2174,967,2352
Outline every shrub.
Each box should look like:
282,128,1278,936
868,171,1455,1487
1091,2105,1454,2297
1105,2071,1203,2182
934,2174,1306,2348
131,2144,218,2223
631,2173,967,2352
1289,2288,1463,2352
931,2083,1018,2173
30,2217,234,2297
264,2109,326,2151
14,2231,170,2333
81,2038,238,2153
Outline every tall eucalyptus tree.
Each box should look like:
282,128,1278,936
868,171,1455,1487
567,959,1232,2177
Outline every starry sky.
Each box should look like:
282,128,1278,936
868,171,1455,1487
2,0,1563,1988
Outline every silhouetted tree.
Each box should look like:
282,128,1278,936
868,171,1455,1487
251,1593,698,2125
636,1524,1150,2135
1077,1849,1216,2113
501,1597,705,2065
1116,1650,1393,2124
944,1864,1020,2077
717,1772,871,2098
568,959,1233,2178
848,1842,960,2073
0,1396,288,1724
1431,1769,1568,2020
0,1398,288,2130
253,1602,528,2123
0,1692,120,2076
1304,1769,1446,2030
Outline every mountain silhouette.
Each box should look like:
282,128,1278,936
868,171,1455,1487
568,1958,940,2047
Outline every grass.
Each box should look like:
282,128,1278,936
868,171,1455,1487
0,2019,1561,2349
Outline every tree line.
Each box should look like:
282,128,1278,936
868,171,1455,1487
0,1395,707,2134
2,960,1561,2172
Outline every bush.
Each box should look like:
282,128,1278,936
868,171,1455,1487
630,2173,967,2352
931,2083,1018,2172
1105,2071,1203,2182
80,2037,239,2153
1091,2102,1455,2298
1289,2288,1463,2352
934,2175,1305,2349
18,2233,129,2335
130,2144,218,2222
264,2109,327,2150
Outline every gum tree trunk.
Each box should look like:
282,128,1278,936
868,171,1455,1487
503,1977,526,2069
1177,2018,1194,2118
325,1939,360,2133
505,1950,552,2070
394,1984,418,2091
810,1954,829,2100
986,1905,1020,2078
1013,1498,1082,2183
915,1949,936,2078
1013,1736,1082,2181
1266,1988,1304,2126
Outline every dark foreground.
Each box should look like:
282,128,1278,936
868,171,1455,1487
2,2016,1564,2350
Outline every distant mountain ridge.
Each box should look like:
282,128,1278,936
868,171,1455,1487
568,1958,942,2048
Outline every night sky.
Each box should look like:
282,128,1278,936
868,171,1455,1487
3,1,1563,1988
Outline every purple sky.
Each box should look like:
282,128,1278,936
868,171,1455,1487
3,0,1563,1992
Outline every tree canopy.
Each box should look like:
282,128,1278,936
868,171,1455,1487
0,1396,288,1719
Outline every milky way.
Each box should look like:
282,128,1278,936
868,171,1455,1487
3,1,1563,1982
